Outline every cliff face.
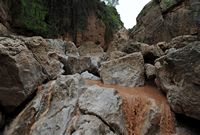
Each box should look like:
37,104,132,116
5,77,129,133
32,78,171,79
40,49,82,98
0,0,122,48
130,0,200,44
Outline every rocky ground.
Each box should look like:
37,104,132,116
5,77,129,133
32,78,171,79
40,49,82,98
0,0,200,135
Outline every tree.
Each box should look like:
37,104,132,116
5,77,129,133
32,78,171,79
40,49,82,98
101,0,119,7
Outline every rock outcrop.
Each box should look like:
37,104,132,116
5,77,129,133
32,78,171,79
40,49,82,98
130,0,200,44
155,41,200,120
100,52,145,87
4,74,126,135
0,36,47,111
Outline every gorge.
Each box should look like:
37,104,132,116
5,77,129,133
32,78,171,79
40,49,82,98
0,0,200,135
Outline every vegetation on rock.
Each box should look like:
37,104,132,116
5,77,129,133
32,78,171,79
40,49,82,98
9,0,123,44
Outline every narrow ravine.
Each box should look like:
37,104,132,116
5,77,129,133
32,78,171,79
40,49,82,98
85,80,175,135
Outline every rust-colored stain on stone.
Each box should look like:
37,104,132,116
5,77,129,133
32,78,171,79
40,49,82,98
85,80,175,135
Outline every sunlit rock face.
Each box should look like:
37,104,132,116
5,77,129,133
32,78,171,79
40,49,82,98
130,0,200,44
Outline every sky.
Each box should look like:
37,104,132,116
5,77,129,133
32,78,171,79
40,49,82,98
116,0,150,29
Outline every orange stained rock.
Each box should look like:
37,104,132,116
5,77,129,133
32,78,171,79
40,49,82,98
85,79,175,135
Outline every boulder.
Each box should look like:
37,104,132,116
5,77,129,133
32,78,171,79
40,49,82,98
130,0,199,44
0,36,46,111
145,63,156,79
106,51,127,61
65,41,79,57
121,41,164,63
69,115,116,135
0,23,9,35
24,36,66,79
76,41,106,74
4,74,126,135
100,52,145,87
107,28,129,51
79,85,125,134
78,41,104,57
155,42,200,120
4,74,85,135
81,71,100,81
60,56,94,75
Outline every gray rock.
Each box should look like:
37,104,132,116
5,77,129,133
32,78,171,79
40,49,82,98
155,42,200,120
4,74,85,135
106,51,127,61
81,71,100,80
0,36,46,111
78,85,125,134
145,64,156,79
65,41,79,57
69,115,116,135
24,36,66,79
61,56,93,74
78,41,104,57
100,52,145,87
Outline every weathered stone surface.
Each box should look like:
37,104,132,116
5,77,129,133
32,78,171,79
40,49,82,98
70,115,116,135
79,85,125,134
108,28,129,51
100,52,145,87
78,41,104,57
121,41,164,62
77,41,106,73
167,35,198,49
4,74,127,135
155,42,200,120
61,56,93,75
0,23,9,35
4,74,85,135
24,36,66,79
130,0,199,44
81,71,100,81
145,63,156,79
106,51,127,61
65,41,79,57
0,36,46,110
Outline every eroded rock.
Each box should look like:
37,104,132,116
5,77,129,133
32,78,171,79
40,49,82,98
145,64,156,79
4,74,85,135
79,85,125,134
69,115,116,135
0,36,46,111
100,52,145,87
155,42,200,120
81,71,100,81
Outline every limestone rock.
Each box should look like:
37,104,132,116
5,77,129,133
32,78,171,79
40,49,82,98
24,36,66,79
121,41,164,63
81,71,100,81
100,52,145,87
4,74,85,135
108,28,129,51
70,115,116,135
0,23,9,35
106,51,127,61
130,0,199,44
61,56,94,75
78,41,104,57
155,42,200,120
65,41,79,57
145,64,156,79
0,36,46,111
78,85,125,134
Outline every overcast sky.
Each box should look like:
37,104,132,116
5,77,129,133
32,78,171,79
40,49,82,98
116,0,150,29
